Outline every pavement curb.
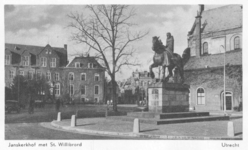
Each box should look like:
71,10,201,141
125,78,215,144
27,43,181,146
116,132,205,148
50,120,242,140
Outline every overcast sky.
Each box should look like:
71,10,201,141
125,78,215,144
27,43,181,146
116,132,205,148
5,4,224,81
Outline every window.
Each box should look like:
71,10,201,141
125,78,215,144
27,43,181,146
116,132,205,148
69,72,74,81
51,58,56,67
81,73,86,81
95,85,99,95
55,73,59,81
88,63,94,68
40,57,47,67
94,97,99,103
94,73,99,81
23,56,29,66
234,36,240,49
202,42,208,55
19,71,24,76
55,83,60,96
81,85,86,95
197,88,205,105
28,71,33,79
9,70,15,79
70,84,74,96
75,62,81,68
93,64,97,68
46,72,51,80
5,55,11,65
152,89,159,100
37,71,42,80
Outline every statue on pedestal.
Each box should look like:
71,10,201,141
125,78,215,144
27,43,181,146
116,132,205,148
149,34,190,83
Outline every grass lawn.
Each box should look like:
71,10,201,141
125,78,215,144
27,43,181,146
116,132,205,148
5,104,138,124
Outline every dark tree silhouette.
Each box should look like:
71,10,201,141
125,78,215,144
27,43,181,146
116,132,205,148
68,5,148,111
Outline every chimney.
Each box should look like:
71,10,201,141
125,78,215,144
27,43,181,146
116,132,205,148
64,44,68,66
64,44,67,50
195,5,203,57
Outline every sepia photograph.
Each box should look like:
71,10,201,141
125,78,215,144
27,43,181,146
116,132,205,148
2,1,247,150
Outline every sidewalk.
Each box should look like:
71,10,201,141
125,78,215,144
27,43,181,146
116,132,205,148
49,116,242,140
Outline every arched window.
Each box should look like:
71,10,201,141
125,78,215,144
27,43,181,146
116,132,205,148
234,36,240,49
202,42,208,55
197,88,205,105
81,73,86,81
81,85,86,95
68,72,74,81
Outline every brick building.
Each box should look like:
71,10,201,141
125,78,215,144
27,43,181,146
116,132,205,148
5,43,105,104
120,70,153,104
64,56,105,103
184,5,242,111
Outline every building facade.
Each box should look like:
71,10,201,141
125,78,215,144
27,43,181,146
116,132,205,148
120,70,153,104
5,43,105,104
185,5,242,111
64,56,105,104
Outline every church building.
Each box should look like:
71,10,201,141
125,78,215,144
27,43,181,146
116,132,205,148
184,5,242,111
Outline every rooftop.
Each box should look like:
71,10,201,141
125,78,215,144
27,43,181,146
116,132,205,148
184,50,242,70
202,5,242,33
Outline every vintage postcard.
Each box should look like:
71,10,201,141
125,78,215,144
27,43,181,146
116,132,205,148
2,0,247,150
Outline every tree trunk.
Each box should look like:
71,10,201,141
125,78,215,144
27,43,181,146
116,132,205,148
111,76,118,112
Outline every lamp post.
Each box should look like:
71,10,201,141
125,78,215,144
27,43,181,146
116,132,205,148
221,45,227,115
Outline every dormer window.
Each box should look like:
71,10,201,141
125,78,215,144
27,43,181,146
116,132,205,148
23,56,29,66
75,62,81,68
88,63,94,68
5,55,11,65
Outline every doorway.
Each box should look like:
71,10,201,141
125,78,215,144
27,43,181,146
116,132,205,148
221,91,233,111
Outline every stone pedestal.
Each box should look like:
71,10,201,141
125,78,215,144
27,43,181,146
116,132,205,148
148,82,189,113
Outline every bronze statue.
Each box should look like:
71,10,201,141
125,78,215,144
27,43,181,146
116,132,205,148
149,36,190,83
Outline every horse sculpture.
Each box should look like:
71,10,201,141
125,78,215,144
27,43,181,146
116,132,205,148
149,36,190,83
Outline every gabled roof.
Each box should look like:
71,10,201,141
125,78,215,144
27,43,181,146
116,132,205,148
5,43,44,55
66,56,104,69
184,50,242,70
5,43,68,67
5,43,66,56
189,5,242,35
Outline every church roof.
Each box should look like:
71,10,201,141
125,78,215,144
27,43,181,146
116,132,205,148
184,50,242,70
201,5,242,33
188,5,242,35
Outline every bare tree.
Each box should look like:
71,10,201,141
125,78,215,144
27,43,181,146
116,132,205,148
68,5,148,111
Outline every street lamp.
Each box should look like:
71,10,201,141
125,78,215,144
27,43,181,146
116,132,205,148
220,45,227,115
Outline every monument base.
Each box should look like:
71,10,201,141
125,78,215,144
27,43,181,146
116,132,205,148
148,82,190,113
